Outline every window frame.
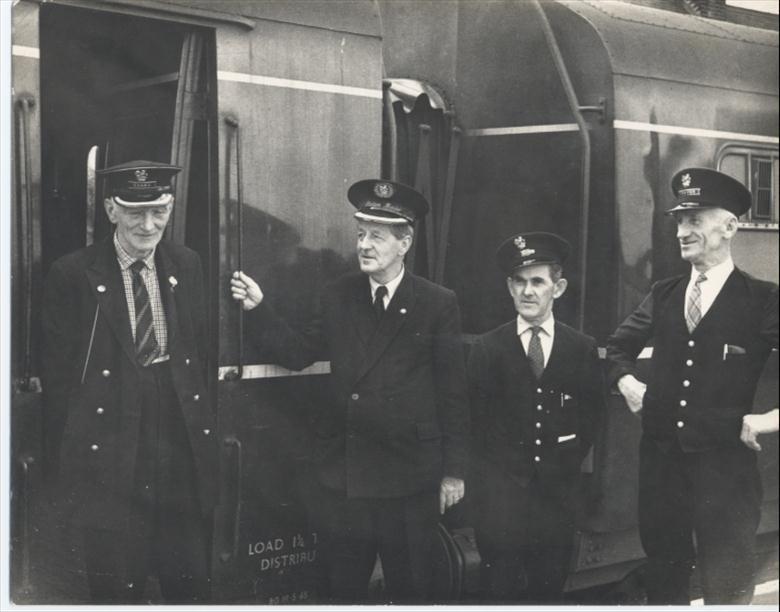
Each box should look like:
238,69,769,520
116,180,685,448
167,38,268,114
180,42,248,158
717,144,779,231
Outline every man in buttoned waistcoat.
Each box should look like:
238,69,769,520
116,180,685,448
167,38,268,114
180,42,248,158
229,179,469,603
468,232,604,603
606,168,779,605
41,161,217,603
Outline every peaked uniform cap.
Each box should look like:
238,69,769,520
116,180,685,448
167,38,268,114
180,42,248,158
348,179,429,225
98,160,181,206
667,167,751,217
496,231,571,275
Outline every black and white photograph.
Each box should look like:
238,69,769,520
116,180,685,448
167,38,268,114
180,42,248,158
1,0,778,608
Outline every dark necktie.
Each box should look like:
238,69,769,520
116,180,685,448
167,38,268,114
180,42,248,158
686,273,707,333
373,285,388,321
130,260,161,366
527,326,545,380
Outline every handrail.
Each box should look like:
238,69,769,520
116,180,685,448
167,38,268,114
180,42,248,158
414,124,434,276
220,436,243,562
224,116,244,381
434,125,461,285
15,95,39,393
17,454,36,596
531,0,592,333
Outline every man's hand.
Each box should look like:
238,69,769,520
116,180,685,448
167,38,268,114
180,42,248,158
740,409,779,452
230,271,264,311
439,476,465,514
617,374,646,415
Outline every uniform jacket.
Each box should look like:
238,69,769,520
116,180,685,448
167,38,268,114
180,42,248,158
248,271,469,498
468,319,604,492
606,267,779,451
41,237,218,530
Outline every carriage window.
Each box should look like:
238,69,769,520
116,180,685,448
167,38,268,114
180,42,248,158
719,148,779,226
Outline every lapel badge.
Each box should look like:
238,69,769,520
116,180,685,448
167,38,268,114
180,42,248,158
168,275,178,291
373,182,395,199
399,308,407,315
97,284,106,293
514,235,526,250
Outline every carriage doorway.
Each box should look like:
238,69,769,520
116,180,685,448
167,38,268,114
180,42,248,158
39,3,217,273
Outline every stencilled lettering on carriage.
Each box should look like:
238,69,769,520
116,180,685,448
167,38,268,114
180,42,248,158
247,532,319,572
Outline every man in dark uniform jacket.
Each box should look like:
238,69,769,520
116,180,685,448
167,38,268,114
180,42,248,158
41,161,217,603
606,168,779,605
230,179,469,603
468,232,604,603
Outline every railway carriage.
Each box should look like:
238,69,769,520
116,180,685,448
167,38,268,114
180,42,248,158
10,0,778,603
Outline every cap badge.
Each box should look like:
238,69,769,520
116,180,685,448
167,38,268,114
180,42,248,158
134,169,149,182
681,173,692,188
514,236,526,249
521,248,536,257
374,182,395,199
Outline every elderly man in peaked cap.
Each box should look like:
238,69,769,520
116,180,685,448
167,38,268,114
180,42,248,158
607,168,779,604
41,160,217,603
468,232,604,602
230,179,469,603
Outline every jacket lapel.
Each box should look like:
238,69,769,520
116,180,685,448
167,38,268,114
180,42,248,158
84,238,136,365
540,322,574,386
694,267,745,335
353,271,417,384
346,275,375,349
155,242,179,352
499,321,534,392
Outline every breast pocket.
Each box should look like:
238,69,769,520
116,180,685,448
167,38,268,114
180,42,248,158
553,392,581,436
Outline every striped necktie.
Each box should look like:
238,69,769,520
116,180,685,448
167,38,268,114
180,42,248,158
130,260,161,366
686,273,707,333
527,326,545,380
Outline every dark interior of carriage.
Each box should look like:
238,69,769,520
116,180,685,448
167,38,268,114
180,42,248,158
39,4,214,275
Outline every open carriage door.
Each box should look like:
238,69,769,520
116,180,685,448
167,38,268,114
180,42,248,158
11,2,218,602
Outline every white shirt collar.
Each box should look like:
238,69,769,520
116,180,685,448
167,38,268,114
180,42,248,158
690,257,734,285
516,313,555,338
369,266,405,303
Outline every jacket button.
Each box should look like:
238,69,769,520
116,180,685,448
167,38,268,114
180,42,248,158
536,388,543,394
680,400,687,407
203,429,211,435
683,380,690,387
351,393,359,401
193,394,200,401
535,422,542,429
96,407,104,415
534,456,541,462
535,439,542,446
185,358,191,365
90,444,99,451
102,369,111,377
688,340,695,347
537,405,543,411
677,421,685,428
686,359,693,366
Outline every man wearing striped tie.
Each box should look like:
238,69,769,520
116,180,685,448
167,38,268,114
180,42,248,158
41,160,217,603
606,168,779,605
468,232,604,603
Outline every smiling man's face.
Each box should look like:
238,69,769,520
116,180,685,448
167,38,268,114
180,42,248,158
105,198,172,259
674,207,735,269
